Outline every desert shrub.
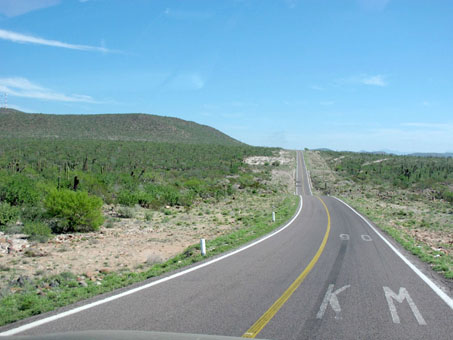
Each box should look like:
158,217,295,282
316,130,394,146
117,206,135,218
441,190,453,204
117,190,138,206
45,189,104,233
0,202,19,227
179,190,196,207
161,186,180,206
238,174,261,189
144,211,153,221
136,191,160,209
104,217,115,228
184,179,205,193
20,206,46,223
23,222,52,242
0,175,41,206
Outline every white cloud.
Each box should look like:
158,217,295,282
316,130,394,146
0,0,59,17
0,29,114,53
337,74,388,87
0,77,98,103
361,75,387,87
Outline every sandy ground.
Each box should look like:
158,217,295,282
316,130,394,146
0,151,295,288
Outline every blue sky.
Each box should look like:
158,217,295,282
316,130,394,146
0,0,452,153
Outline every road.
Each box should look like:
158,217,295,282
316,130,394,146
1,151,452,339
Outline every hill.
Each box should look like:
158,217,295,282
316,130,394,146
0,108,242,145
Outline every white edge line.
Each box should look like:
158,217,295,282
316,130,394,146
0,196,304,336
332,196,453,310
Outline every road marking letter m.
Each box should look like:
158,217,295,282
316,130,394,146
383,286,426,325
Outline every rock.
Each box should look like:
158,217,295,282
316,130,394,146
79,280,88,287
99,268,111,274
5,237,29,253
85,271,96,279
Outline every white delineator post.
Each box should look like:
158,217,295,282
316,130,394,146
272,211,276,222
200,238,206,256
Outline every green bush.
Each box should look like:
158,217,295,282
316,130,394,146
117,190,138,206
45,189,104,233
441,190,453,203
0,202,19,227
23,222,52,242
20,206,46,223
0,175,41,206
184,179,204,193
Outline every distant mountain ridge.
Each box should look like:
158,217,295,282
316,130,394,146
0,108,243,145
408,152,453,158
314,147,452,158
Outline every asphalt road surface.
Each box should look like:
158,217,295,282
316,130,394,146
1,151,452,339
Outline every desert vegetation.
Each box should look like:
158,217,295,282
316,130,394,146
0,133,298,326
0,138,278,236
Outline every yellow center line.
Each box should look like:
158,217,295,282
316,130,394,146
242,197,331,338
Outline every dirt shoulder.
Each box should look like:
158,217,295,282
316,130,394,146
0,150,296,290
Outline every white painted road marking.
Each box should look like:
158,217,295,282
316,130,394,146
333,197,453,310
361,234,372,242
384,287,427,325
316,284,350,320
339,234,350,241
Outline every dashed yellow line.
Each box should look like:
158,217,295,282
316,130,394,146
242,197,331,338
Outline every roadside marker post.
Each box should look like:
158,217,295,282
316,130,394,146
272,211,276,222
200,238,206,256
